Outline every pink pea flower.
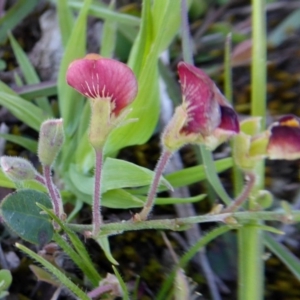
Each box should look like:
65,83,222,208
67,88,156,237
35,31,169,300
161,62,239,151
267,115,300,160
66,54,138,117
66,54,138,150
177,62,239,138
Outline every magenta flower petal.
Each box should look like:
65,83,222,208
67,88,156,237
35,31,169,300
66,54,138,116
177,62,221,136
267,115,300,160
218,106,240,134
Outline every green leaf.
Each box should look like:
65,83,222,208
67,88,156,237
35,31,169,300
0,134,37,153
57,0,91,137
165,157,233,190
16,81,57,99
69,1,140,26
154,194,206,205
37,204,102,286
112,266,130,300
0,189,53,245
69,158,170,195
0,0,39,43
265,234,300,280
0,89,46,131
152,0,182,53
29,265,60,287
8,33,53,115
102,189,144,208
268,9,300,47
16,243,90,300
157,225,231,300
95,237,118,265
0,270,12,292
100,1,117,58
0,170,15,189
53,233,100,287
57,0,74,47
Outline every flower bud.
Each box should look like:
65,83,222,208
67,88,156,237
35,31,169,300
0,156,37,182
38,119,64,166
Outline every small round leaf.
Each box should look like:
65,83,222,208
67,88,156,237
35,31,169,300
0,189,53,245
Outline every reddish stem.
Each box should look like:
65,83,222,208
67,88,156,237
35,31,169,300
139,149,172,220
42,165,63,218
92,149,104,236
222,172,256,213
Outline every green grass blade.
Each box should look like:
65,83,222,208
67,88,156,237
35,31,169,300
57,0,91,137
0,91,46,131
8,33,53,115
0,0,38,43
14,80,57,99
69,1,140,26
53,233,99,287
265,234,300,281
165,157,232,190
38,204,102,284
16,243,90,300
0,134,37,153
157,225,231,300
100,0,117,58
56,0,74,47
112,266,130,300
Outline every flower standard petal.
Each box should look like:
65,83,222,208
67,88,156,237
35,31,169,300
267,118,300,160
177,62,221,136
66,54,138,116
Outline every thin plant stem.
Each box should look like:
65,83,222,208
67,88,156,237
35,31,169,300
43,165,63,218
92,149,104,236
35,173,62,204
223,172,256,214
66,209,300,236
139,149,172,220
238,0,267,299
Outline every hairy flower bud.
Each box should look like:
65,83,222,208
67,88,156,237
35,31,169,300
1,156,37,181
38,119,65,166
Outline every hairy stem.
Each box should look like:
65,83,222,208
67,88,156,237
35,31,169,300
223,172,256,213
67,210,300,236
92,149,104,236
43,165,63,218
139,149,172,220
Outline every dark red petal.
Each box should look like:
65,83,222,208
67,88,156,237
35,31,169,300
66,56,138,116
177,62,221,135
277,114,300,127
218,106,240,133
267,126,300,160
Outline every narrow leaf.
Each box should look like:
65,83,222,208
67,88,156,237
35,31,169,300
0,90,46,131
0,133,37,153
265,234,300,280
0,0,38,43
16,243,90,300
8,33,52,114
56,0,74,47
